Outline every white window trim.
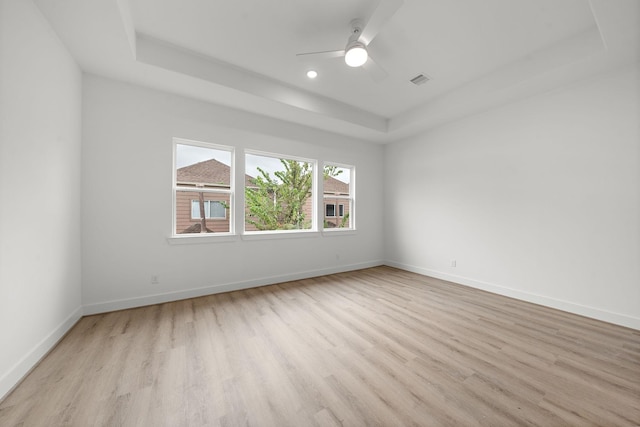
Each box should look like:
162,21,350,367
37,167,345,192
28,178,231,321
242,230,321,241
171,138,235,238
322,162,355,231
167,234,238,244
244,149,318,235
168,143,358,244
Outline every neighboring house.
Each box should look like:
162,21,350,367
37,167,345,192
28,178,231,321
175,158,249,234
323,175,350,228
176,159,350,233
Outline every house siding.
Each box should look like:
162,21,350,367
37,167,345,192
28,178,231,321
323,198,351,228
175,191,231,234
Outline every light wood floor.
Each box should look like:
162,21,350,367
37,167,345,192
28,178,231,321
1,266,639,426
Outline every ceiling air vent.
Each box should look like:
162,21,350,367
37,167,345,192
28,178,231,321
409,74,430,86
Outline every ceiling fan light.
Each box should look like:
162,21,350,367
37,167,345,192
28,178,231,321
345,45,368,67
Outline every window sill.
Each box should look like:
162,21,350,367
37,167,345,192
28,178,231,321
167,228,351,244
167,234,238,245
322,229,357,236
242,230,320,241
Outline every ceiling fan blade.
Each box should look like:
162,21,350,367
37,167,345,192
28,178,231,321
362,56,388,82
358,0,404,46
296,49,345,60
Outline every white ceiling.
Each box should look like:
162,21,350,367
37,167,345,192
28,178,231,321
35,0,639,143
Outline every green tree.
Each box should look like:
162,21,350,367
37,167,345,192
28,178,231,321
245,161,345,230
323,165,343,179
245,159,313,230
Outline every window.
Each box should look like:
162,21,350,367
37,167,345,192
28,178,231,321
172,142,354,239
323,164,354,230
173,139,233,235
325,203,336,218
325,203,345,218
245,151,316,232
191,200,226,219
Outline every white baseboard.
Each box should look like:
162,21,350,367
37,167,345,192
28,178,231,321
83,260,384,315
385,260,640,331
0,306,83,401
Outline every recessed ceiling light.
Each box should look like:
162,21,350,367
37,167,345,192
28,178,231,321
306,70,318,79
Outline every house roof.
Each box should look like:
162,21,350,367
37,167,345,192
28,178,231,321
177,158,254,188
178,158,349,195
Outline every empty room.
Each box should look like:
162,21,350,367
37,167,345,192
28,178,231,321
1,0,639,425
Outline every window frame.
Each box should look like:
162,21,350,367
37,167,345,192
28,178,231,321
322,162,355,232
172,138,235,238
169,142,356,243
244,149,318,235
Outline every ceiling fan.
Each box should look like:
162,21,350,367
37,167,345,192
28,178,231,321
296,0,404,81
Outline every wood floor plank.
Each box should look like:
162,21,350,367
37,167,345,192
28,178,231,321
1,266,638,426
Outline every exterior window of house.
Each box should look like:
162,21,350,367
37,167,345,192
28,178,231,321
325,203,336,217
245,151,316,233
324,203,345,218
173,139,234,235
323,164,354,230
191,200,226,219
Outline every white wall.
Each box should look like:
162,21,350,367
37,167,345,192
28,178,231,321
0,0,82,399
384,64,640,329
81,75,385,313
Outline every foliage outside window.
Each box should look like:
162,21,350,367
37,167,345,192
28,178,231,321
323,164,354,230
174,140,233,235
245,152,315,232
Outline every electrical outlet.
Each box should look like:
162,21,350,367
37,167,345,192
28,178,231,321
151,275,159,284
450,260,457,267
